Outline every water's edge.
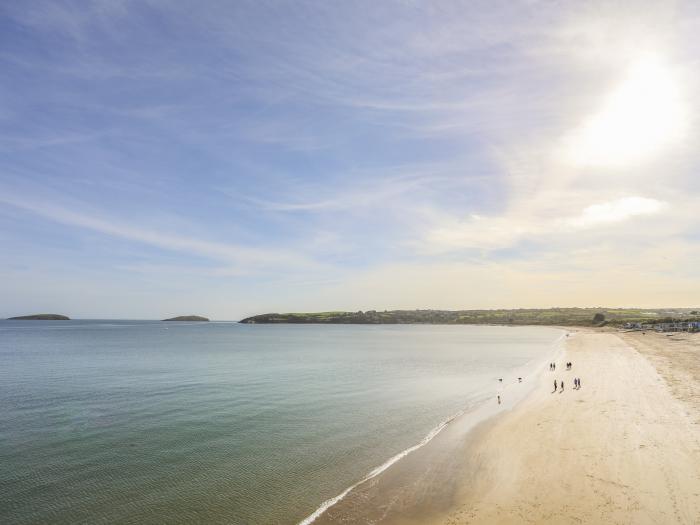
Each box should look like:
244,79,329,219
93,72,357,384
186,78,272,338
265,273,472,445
298,329,568,524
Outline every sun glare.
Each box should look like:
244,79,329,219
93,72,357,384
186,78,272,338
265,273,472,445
566,56,687,168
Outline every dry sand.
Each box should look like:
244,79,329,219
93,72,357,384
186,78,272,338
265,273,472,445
436,329,700,524
316,329,700,524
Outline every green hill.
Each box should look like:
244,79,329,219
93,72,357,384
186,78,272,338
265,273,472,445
239,308,699,326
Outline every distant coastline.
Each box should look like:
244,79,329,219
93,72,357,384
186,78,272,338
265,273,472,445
239,307,700,327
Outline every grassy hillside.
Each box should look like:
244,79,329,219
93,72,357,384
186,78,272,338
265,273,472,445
240,308,700,326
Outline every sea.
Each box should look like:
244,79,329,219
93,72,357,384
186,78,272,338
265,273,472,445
0,321,564,524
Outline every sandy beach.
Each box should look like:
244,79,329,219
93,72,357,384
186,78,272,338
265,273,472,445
316,329,700,524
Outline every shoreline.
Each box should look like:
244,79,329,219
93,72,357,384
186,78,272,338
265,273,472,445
307,329,568,524
313,328,700,524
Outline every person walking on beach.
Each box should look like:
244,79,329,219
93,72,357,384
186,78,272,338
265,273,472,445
553,379,557,392
497,395,501,405
560,380,564,392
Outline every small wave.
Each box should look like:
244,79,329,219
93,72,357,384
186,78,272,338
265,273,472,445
298,411,461,525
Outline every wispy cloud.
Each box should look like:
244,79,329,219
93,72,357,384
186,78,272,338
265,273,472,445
422,194,671,253
245,169,449,212
0,191,316,271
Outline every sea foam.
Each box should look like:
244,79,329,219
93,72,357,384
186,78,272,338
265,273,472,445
298,411,460,525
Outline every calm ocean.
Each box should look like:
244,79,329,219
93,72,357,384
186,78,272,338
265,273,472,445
0,321,563,524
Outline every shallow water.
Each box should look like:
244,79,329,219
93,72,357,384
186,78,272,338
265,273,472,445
0,321,562,524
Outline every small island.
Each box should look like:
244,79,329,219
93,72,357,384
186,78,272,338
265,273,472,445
8,314,70,320
162,315,210,322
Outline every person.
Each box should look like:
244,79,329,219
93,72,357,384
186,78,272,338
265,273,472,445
560,380,565,392
554,379,557,392
498,395,501,404
578,378,582,389
518,377,522,382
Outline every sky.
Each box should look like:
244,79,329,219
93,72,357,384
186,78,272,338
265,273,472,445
1,0,699,320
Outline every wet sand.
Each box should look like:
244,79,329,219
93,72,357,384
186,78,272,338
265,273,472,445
314,329,700,524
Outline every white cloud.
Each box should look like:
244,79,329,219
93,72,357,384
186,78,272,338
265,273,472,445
420,194,667,253
569,196,665,228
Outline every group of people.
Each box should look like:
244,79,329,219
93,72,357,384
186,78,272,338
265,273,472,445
551,361,574,371
551,361,582,393
497,360,582,405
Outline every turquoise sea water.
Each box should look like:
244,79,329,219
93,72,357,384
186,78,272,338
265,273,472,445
0,321,563,524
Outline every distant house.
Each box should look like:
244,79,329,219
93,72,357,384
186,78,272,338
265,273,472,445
652,321,698,332
654,322,675,332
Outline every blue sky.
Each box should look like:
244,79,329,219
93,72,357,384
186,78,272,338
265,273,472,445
2,1,699,319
